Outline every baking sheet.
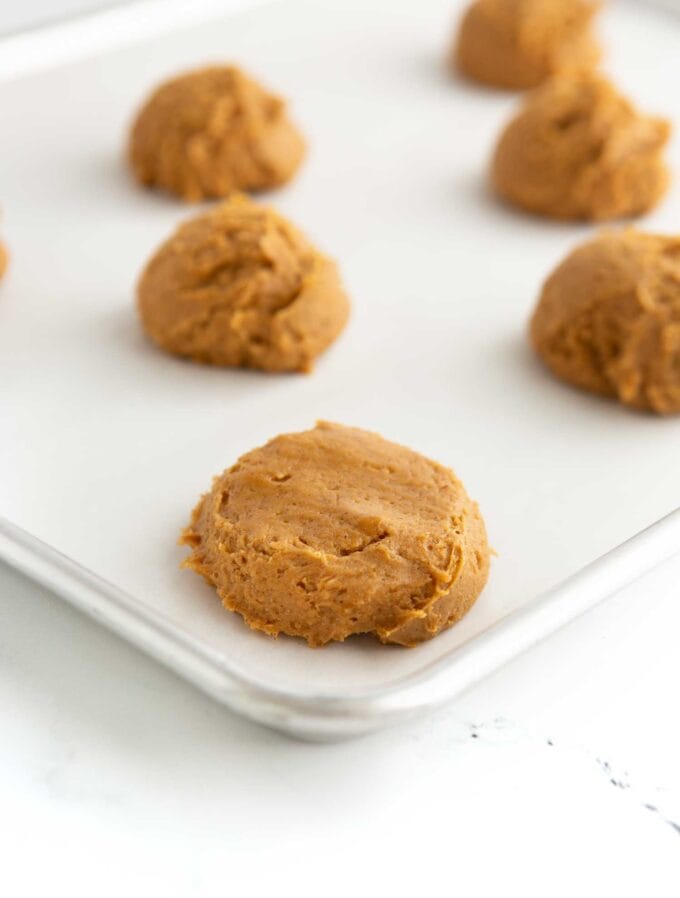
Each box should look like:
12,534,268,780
1,0,680,701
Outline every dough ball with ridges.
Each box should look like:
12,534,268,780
129,65,305,202
453,0,600,90
181,422,491,647
492,75,670,221
531,229,680,414
137,194,350,372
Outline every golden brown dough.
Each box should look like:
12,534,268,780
0,242,7,280
530,229,680,414
492,75,671,221
128,65,305,202
181,422,491,647
137,194,349,372
452,0,600,90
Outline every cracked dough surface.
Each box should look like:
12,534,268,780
128,65,305,201
491,75,670,220
137,194,349,372
181,422,490,647
453,0,600,90
531,230,680,414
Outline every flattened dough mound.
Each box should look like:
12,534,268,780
137,194,349,372
128,65,305,201
531,230,680,414
453,0,600,90
0,242,7,280
181,422,491,647
492,75,670,220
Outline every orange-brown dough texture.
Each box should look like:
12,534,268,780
492,75,670,221
531,230,680,413
137,194,349,372
453,0,600,90
181,422,491,647
129,65,305,201
491,77,670,221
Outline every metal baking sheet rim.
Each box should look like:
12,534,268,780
2,0,680,741
3,512,680,740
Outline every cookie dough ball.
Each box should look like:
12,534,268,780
492,75,671,220
137,194,349,372
453,0,600,90
531,230,680,414
0,242,7,280
181,422,491,647
128,65,305,201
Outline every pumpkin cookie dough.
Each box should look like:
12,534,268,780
128,65,305,201
491,75,670,220
137,194,349,372
453,0,600,90
0,242,7,280
531,230,680,414
181,422,491,647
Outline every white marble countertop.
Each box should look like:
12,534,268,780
2,553,679,895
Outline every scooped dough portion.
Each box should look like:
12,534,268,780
492,75,670,220
453,0,600,90
0,242,7,280
181,422,491,647
531,230,680,414
129,65,305,201
137,194,349,372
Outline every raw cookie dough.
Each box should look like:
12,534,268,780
453,0,600,90
128,65,305,201
530,229,680,414
137,194,349,372
0,242,7,280
491,75,670,220
181,422,491,647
